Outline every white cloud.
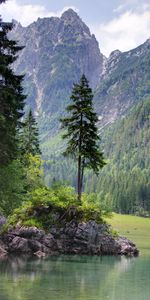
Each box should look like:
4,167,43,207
91,8,150,56
113,4,126,13
0,0,78,25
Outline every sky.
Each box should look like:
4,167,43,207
0,0,150,56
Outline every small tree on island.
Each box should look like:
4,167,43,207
60,74,106,202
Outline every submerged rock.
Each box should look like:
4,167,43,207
0,221,139,257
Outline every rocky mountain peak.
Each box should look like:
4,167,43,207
12,19,23,33
12,19,21,26
61,8,79,20
61,8,91,37
109,49,121,59
100,49,121,79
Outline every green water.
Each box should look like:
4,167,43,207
0,255,150,300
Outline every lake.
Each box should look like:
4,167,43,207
0,254,150,300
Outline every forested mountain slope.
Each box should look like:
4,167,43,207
44,98,150,215
88,97,150,214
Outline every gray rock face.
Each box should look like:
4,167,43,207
9,236,30,253
116,237,138,256
2,226,58,255
10,9,105,140
12,226,45,239
0,222,138,257
11,9,104,113
50,221,138,256
95,38,150,128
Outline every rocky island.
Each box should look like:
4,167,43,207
0,214,138,258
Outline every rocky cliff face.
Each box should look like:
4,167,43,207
0,222,139,257
11,9,104,139
95,38,150,129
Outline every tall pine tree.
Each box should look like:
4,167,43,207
60,74,106,202
0,18,26,165
20,109,41,157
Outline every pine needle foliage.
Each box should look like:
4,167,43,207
0,19,25,165
20,109,41,156
60,74,106,202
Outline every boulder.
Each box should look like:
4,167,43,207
9,236,31,253
42,233,58,251
116,237,139,256
9,226,45,239
28,240,43,252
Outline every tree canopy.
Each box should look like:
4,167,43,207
60,74,106,201
20,109,41,157
0,20,26,165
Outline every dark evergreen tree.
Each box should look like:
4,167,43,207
0,19,26,165
20,109,41,156
60,74,106,202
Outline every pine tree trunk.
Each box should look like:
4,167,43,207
77,112,83,202
80,162,84,193
77,154,82,202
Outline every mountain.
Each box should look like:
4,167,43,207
95,38,150,128
11,10,150,142
11,9,105,140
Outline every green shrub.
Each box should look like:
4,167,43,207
6,186,106,230
77,203,104,223
23,219,43,228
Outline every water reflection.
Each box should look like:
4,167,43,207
0,255,149,300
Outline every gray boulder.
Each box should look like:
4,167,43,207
116,237,139,256
9,236,30,253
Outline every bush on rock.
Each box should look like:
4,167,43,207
5,186,107,231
